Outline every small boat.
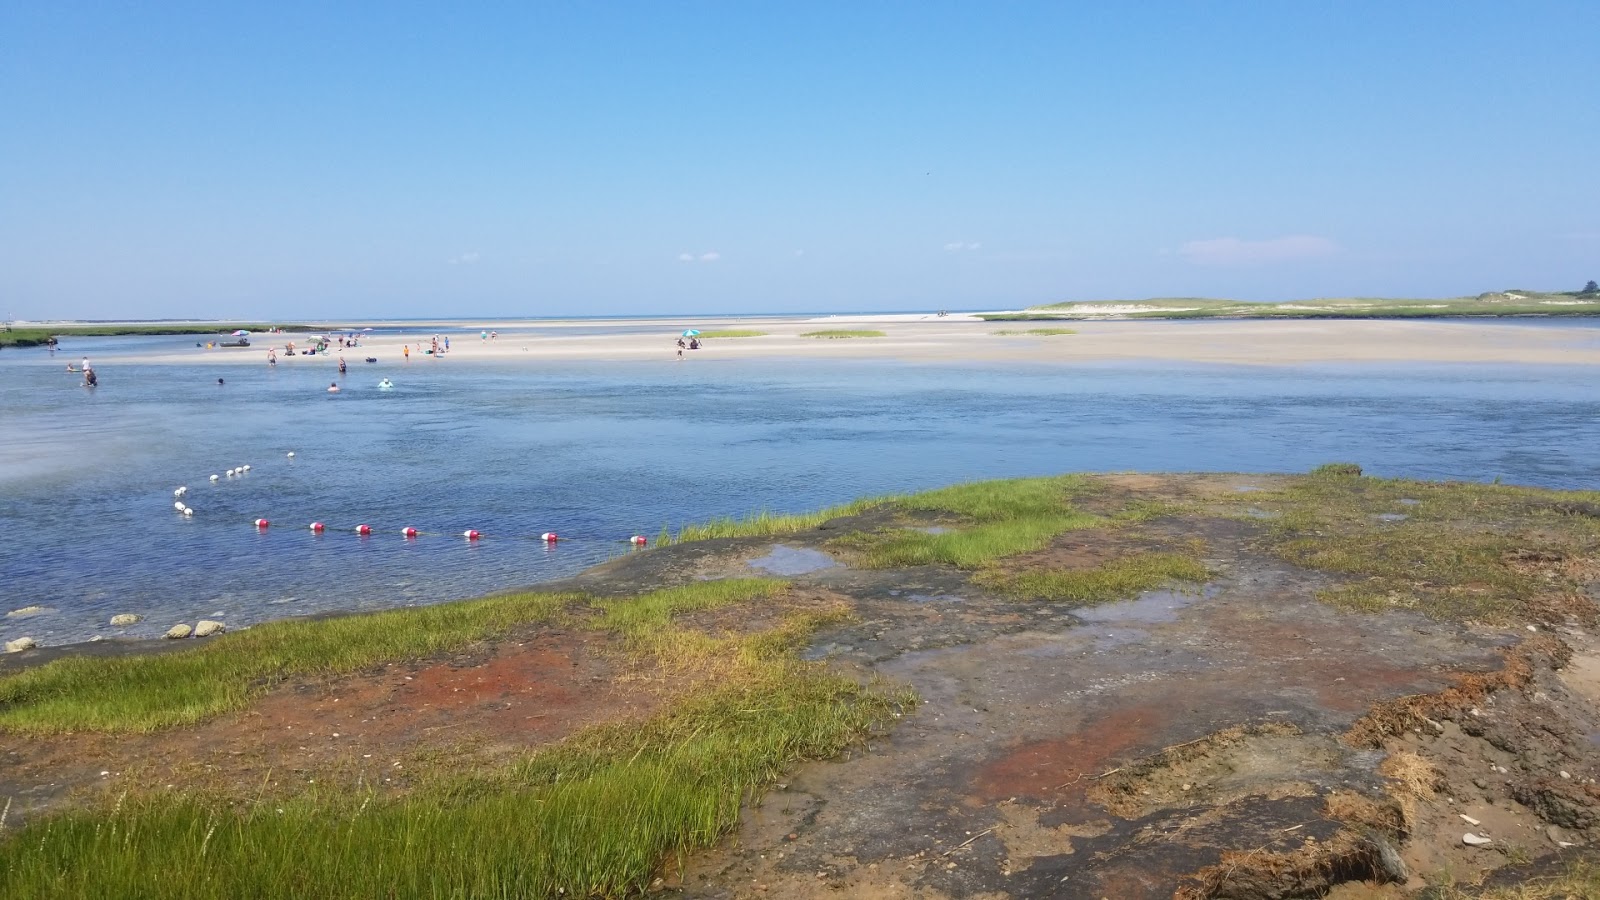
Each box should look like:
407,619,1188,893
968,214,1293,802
219,338,251,348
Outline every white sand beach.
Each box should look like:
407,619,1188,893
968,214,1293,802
95,315,1600,368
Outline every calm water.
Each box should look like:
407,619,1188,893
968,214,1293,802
3,329,1599,647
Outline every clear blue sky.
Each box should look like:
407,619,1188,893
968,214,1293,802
3,2,1597,320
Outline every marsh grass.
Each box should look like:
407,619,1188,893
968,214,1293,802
695,329,766,338
1,323,300,347
975,552,1210,603
798,329,885,338
0,580,911,899
992,327,1078,336
662,499,886,545
831,476,1109,568
1256,472,1600,623
0,591,580,733
1427,860,1600,898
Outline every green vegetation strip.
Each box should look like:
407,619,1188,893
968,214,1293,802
1,323,303,347
0,591,578,733
660,497,884,546
798,329,886,338
975,553,1209,604
992,327,1077,336
694,329,766,338
830,476,1103,568
1254,465,1600,623
0,579,911,899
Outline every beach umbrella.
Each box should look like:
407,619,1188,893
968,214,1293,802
230,329,251,336
682,329,701,337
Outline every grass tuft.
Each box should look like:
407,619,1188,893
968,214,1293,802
661,498,886,545
0,591,579,733
798,329,885,339
975,552,1210,604
993,327,1078,336
694,329,766,339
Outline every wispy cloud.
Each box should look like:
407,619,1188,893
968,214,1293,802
677,253,695,262
678,250,721,263
943,241,981,252
1178,235,1338,266
448,251,482,265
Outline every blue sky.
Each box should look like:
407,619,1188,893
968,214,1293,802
3,2,1597,320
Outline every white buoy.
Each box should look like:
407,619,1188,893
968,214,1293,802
226,469,235,477
183,508,194,517
287,451,295,458
241,465,251,471
210,474,220,481
174,487,187,497
174,501,185,511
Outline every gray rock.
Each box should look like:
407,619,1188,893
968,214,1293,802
164,624,193,639
194,620,225,637
4,637,38,653
110,614,142,627
6,606,48,618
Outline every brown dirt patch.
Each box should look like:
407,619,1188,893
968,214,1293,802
0,625,667,815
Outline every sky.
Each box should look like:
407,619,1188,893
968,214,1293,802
2,2,1597,320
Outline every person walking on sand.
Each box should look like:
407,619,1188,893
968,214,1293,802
404,344,410,361
268,348,277,366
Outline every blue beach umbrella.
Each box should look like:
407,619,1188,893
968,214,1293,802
682,329,701,337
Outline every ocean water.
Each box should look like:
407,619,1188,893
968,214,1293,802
3,332,1599,647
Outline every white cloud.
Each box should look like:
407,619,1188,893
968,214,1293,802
699,251,721,262
943,241,981,252
1177,235,1338,266
678,253,695,262
448,251,482,265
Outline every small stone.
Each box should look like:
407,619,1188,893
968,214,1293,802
110,614,142,627
4,637,37,653
164,624,193,639
194,620,225,637
1560,771,1571,779
1473,778,1488,790
7,606,48,618
1460,814,1481,826
1462,833,1493,846
1527,625,1538,632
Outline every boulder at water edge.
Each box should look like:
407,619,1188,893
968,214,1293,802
5,637,38,653
7,606,48,618
164,624,193,639
194,620,225,637
110,614,142,627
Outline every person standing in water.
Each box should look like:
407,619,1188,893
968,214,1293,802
338,356,347,374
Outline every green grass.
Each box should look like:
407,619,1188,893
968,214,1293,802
0,591,580,733
1254,470,1600,623
830,475,1110,568
1,323,304,347
975,552,1210,603
993,327,1078,336
694,329,766,339
661,498,886,545
798,329,886,338
0,579,913,900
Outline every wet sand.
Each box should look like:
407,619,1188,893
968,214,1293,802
101,316,1600,368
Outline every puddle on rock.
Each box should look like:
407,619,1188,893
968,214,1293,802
913,526,954,534
1374,513,1409,523
1243,508,1279,520
907,593,965,603
1399,498,1421,506
746,545,839,576
1233,484,1262,493
1073,586,1218,625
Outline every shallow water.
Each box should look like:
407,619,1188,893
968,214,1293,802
3,336,1599,646
747,546,838,576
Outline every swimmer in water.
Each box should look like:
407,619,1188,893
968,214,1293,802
378,378,394,390
327,382,340,393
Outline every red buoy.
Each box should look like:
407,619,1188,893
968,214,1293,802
254,518,270,529
309,522,325,532
542,532,559,543
630,535,647,546
463,529,481,540
355,524,371,535
402,527,419,538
